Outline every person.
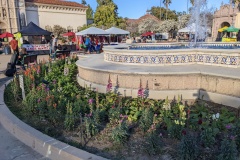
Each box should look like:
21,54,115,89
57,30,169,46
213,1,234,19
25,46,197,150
50,35,57,54
132,37,136,43
17,47,28,69
84,36,91,54
9,37,19,55
41,35,47,44
237,31,240,41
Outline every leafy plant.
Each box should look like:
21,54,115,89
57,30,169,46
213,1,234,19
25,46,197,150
178,134,199,160
64,102,75,130
111,120,129,144
84,114,99,138
143,132,164,155
200,127,219,148
139,108,154,133
218,138,238,160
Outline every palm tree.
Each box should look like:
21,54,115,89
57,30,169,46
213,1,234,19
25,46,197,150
163,0,171,20
190,0,194,5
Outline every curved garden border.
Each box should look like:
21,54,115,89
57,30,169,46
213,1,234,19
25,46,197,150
0,79,107,160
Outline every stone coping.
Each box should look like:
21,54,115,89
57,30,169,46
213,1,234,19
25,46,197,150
0,79,107,160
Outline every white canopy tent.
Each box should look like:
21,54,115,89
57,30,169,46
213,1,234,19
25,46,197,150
105,27,130,35
76,27,109,35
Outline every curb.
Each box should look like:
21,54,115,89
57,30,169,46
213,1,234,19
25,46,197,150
0,80,107,160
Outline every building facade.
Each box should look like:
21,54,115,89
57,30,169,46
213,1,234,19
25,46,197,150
0,0,87,34
212,2,240,41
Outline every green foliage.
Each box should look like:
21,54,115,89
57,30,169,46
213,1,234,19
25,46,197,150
168,123,184,140
218,138,238,160
178,134,199,160
81,0,86,5
53,25,66,37
150,6,177,21
93,109,106,125
139,108,154,133
200,127,219,147
143,132,164,155
84,115,99,138
111,120,129,144
94,1,118,28
64,102,75,130
109,107,121,125
86,4,94,20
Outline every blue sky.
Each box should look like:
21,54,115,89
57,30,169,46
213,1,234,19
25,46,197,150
73,0,230,19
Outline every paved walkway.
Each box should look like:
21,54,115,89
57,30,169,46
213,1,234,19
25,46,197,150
77,54,240,79
0,54,50,160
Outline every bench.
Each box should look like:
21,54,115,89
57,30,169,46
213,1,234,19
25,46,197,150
52,50,71,59
23,54,38,64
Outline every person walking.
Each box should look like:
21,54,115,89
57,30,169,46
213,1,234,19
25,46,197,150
9,37,19,55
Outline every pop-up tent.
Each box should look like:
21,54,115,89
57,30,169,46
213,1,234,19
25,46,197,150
105,27,130,35
18,22,52,36
76,27,109,35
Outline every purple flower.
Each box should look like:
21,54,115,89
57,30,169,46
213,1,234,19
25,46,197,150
119,119,123,123
154,114,157,117
226,124,232,129
159,133,163,137
230,135,236,140
88,98,94,105
106,83,112,92
138,88,144,97
45,87,49,91
52,79,57,84
37,69,40,74
37,98,41,103
120,114,123,118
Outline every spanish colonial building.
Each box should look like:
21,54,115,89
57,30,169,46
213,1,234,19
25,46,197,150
0,0,87,34
212,2,240,41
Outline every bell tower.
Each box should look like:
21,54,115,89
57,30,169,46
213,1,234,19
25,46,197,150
0,0,20,33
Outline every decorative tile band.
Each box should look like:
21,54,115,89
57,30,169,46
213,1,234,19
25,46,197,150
104,52,240,67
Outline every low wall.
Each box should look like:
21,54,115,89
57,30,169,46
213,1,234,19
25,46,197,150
0,80,107,160
77,66,240,108
103,43,240,68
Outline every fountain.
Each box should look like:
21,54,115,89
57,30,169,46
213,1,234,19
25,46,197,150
76,1,240,108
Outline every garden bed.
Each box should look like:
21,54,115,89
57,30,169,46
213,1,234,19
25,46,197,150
4,57,240,160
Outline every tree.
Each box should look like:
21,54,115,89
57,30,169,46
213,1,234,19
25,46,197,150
52,25,66,37
94,1,118,28
158,19,177,33
150,6,177,21
177,14,191,29
81,0,87,5
190,0,194,5
163,0,172,19
45,25,52,32
86,4,94,19
138,19,161,33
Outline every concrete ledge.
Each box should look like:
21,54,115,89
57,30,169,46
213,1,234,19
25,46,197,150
77,76,240,108
0,80,107,160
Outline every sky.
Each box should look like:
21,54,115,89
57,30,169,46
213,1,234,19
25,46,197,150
72,0,230,19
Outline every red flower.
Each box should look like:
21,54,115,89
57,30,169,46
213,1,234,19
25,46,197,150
182,130,187,135
198,119,202,125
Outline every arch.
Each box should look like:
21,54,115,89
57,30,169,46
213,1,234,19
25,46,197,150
220,22,230,28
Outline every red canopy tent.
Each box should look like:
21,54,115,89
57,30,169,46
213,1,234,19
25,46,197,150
0,32,13,38
142,32,155,37
63,32,75,37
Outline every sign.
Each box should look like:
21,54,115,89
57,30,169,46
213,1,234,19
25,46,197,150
22,44,50,51
19,75,26,100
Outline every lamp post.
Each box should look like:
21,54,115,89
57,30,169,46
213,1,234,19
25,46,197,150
231,0,235,27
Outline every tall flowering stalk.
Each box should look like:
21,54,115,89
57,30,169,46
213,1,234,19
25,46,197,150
106,75,112,92
138,79,144,98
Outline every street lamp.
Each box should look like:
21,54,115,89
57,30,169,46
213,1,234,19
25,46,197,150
231,0,235,26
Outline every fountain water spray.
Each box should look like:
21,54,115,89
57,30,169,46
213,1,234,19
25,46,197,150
188,0,211,47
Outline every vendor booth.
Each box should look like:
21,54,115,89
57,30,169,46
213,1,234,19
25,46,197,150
17,22,52,54
105,27,130,43
220,26,239,42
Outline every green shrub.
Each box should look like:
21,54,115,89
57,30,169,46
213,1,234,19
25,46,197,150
143,132,164,155
200,127,219,148
139,108,154,133
218,138,238,160
84,115,99,138
178,134,199,160
111,121,129,144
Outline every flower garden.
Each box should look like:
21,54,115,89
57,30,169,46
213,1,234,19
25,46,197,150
4,57,240,160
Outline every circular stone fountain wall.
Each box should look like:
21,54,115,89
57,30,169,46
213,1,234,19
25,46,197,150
76,43,240,108
104,43,240,68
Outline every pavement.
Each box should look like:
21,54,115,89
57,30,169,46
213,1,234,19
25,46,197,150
0,54,50,160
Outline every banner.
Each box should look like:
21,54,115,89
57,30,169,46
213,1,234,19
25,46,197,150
22,44,50,51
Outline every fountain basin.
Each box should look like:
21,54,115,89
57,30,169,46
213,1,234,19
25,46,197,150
77,54,240,107
104,43,240,68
